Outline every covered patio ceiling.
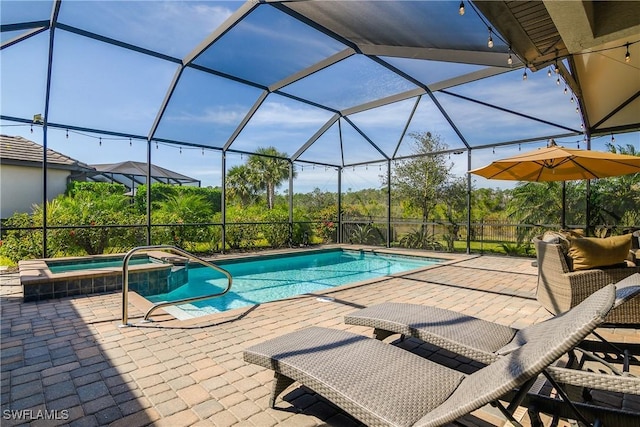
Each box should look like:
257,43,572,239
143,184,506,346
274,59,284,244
1,1,638,169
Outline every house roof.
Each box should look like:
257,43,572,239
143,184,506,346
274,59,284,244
0,135,199,188
0,134,94,171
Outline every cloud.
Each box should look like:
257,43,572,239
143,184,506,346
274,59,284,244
166,105,249,125
349,100,416,127
83,1,236,57
250,101,333,127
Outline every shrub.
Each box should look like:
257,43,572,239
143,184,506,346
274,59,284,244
398,227,442,250
151,193,214,252
0,213,43,261
261,209,290,248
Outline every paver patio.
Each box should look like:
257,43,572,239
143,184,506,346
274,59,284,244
1,247,638,426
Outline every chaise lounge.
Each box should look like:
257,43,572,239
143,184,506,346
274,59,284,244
244,284,617,427
344,274,640,364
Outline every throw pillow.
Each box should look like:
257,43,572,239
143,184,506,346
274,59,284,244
567,234,632,270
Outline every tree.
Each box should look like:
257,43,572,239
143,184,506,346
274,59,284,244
587,143,640,230
247,147,294,209
437,176,467,251
386,132,452,224
471,187,508,221
226,165,260,208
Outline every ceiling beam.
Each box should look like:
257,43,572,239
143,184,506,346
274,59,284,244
183,0,259,66
269,48,355,92
428,66,512,92
358,44,520,68
341,88,424,117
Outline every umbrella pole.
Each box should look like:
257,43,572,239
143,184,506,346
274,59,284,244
562,181,567,230
586,180,591,236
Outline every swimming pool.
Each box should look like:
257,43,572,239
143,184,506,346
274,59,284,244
146,249,442,319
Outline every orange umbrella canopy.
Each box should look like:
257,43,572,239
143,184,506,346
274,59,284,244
470,143,640,182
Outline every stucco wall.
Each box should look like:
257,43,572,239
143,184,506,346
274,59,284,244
0,164,70,219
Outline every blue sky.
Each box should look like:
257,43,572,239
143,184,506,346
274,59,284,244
1,0,638,193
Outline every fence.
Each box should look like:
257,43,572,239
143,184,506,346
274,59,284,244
1,217,634,262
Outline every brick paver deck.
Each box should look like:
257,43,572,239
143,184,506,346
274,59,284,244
1,247,638,426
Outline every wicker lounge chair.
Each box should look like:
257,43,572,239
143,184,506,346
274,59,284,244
344,273,640,365
533,236,640,326
343,275,640,426
244,284,615,427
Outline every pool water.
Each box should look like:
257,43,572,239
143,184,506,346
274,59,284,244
47,256,154,273
146,249,441,319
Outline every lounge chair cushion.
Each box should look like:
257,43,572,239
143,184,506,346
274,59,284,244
245,326,465,426
344,302,517,364
568,234,632,270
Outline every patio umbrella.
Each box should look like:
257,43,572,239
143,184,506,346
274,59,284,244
470,141,640,182
470,140,640,228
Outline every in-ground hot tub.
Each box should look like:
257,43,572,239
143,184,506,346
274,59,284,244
18,251,189,302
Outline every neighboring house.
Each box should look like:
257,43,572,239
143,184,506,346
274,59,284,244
0,135,201,219
0,135,95,219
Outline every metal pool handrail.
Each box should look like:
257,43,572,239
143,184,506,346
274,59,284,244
121,245,232,326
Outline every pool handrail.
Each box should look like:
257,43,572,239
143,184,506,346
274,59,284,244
121,245,232,326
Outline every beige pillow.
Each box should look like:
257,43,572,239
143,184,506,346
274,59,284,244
541,231,571,253
568,234,632,270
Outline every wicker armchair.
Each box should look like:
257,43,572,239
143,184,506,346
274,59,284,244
533,236,640,326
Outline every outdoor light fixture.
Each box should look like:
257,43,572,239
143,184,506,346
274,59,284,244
570,96,575,103
556,77,561,85
507,47,513,65
458,1,464,15
487,27,493,48
522,69,527,80
625,43,631,63
547,68,552,77
564,86,568,95
554,60,560,74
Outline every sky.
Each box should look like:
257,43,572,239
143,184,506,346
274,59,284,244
1,0,638,194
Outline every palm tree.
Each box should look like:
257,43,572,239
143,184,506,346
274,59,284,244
154,193,213,250
588,143,640,229
226,165,259,207
247,147,294,209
